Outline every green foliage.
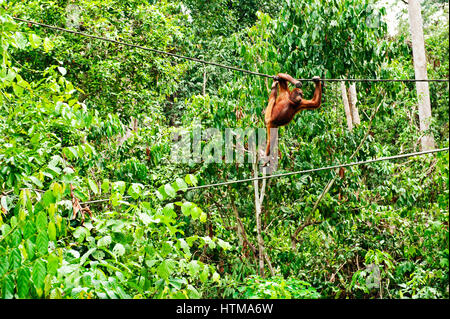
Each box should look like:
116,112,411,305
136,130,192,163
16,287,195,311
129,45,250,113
0,0,448,299
225,275,321,299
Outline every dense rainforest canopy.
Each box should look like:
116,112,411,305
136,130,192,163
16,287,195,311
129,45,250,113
0,0,448,299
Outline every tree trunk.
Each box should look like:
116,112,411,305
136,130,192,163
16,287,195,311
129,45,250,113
408,0,435,150
348,83,360,126
341,82,353,131
251,153,275,277
253,159,265,277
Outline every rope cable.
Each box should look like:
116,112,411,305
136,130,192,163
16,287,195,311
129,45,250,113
80,147,449,205
12,17,450,83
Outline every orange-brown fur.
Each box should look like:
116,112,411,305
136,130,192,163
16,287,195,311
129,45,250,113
264,73,323,155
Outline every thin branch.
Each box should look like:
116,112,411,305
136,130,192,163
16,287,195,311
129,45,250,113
230,193,257,260
253,156,265,276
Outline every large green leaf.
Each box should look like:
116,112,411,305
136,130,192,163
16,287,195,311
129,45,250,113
36,231,49,256
9,248,22,271
1,274,15,299
36,211,48,232
17,267,31,299
88,178,99,195
157,259,176,279
32,258,47,295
